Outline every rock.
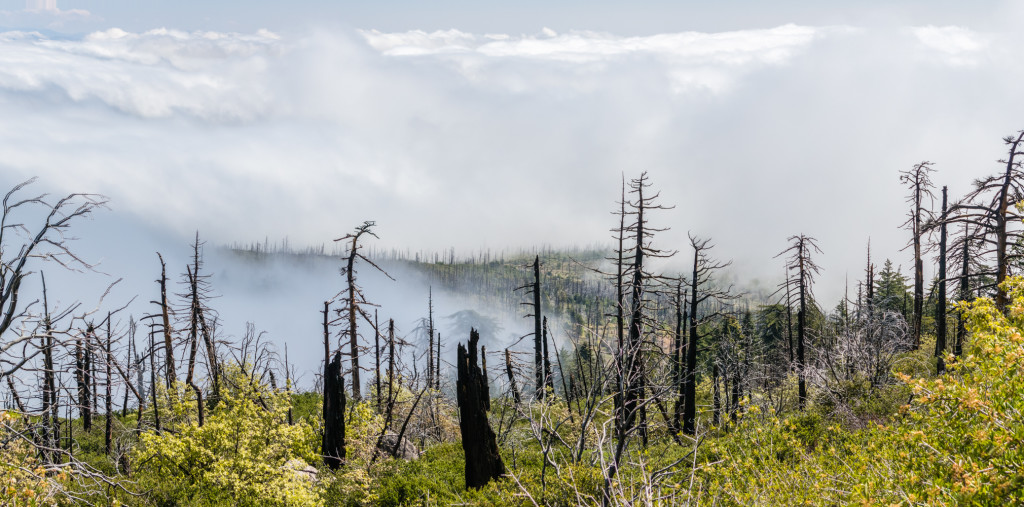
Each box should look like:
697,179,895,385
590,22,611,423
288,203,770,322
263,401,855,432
377,434,420,460
282,458,318,482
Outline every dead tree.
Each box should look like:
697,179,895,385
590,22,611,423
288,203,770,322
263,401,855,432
148,325,161,433
77,325,93,432
505,348,521,404
513,255,546,398
900,162,936,348
955,229,970,357
427,288,435,391
435,332,442,390
951,131,1024,311
542,316,553,393
334,221,393,400
183,234,219,401
456,328,505,489
155,253,175,387
323,350,347,470
374,310,381,412
0,178,106,382
184,264,205,427
612,173,675,446
935,186,949,373
682,234,733,435
671,280,686,434
104,314,113,455
386,319,397,427
40,272,58,463
776,234,822,410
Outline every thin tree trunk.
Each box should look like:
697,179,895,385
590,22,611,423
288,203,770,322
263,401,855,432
797,243,808,410
105,315,113,455
505,348,521,404
149,328,161,433
936,186,948,373
374,310,381,413
956,233,969,357
533,256,543,398
683,247,700,435
157,253,175,387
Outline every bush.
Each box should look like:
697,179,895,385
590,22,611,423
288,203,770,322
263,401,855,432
132,363,319,506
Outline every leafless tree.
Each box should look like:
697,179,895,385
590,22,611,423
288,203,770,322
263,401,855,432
0,178,106,380
682,234,734,435
334,221,393,400
900,162,936,348
776,234,822,410
949,131,1024,311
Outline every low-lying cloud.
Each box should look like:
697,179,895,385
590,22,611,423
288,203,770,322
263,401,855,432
0,22,1021,310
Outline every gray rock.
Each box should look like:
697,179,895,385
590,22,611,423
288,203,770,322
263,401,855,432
282,458,318,482
377,434,420,460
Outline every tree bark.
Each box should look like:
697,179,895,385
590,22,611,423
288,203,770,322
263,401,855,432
323,351,347,470
505,348,520,404
533,256,543,398
456,329,505,489
935,186,948,373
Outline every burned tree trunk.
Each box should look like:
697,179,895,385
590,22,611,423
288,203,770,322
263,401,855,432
797,249,807,408
148,327,161,433
672,282,685,434
436,333,442,390
105,316,113,456
900,162,935,348
935,186,949,374
335,221,392,400
533,256,544,398
323,351,347,470
40,273,57,463
456,329,505,489
374,310,381,413
427,289,435,391
505,348,521,404
777,235,822,411
712,362,721,426
956,232,969,358
185,266,205,427
542,316,553,392
77,326,93,432
386,319,396,426
157,253,175,387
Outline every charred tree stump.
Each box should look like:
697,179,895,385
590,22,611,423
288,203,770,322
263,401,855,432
323,351,347,470
456,329,505,489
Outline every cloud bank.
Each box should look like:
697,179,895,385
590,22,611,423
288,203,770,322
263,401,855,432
0,23,1021,310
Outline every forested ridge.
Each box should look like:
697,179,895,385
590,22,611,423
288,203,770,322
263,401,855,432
2,132,1024,505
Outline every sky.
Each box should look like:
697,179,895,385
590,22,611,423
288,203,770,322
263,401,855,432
1,1,1022,385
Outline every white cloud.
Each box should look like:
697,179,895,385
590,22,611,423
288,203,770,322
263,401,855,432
360,24,825,94
0,28,278,119
0,23,1021,307
0,3,95,30
911,25,992,65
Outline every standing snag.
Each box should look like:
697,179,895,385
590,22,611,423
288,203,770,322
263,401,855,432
323,351,347,470
899,162,935,348
456,328,505,489
776,234,822,411
335,221,393,400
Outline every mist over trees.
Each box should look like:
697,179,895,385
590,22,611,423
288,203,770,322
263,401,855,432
1,130,1023,505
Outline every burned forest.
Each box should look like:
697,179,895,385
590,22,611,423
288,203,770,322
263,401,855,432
2,131,1024,507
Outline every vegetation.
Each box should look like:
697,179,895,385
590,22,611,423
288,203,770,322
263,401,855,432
2,132,1024,505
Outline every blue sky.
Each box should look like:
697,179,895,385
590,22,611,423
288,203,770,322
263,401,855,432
1,1,1015,34
1,1,1022,381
